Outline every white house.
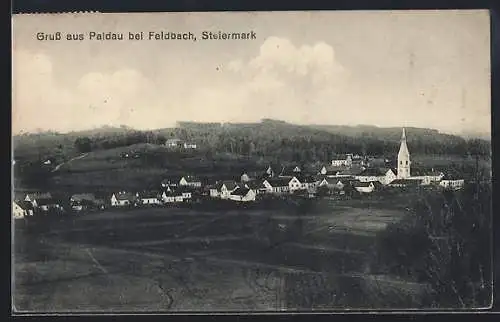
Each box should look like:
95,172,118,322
318,177,345,190
165,138,183,148
355,168,397,185
110,192,137,207
213,180,240,199
183,142,197,149
298,176,317,190
439,176,465,190
13,201,34,219
138,191,161,205
177,187,194,200
179,176,202,188
353,182,375,194
331,154,353,167
35,198,62,212
228,187,257,202
410,169,445,185
262,178,291,194
288,176,302,192
388,178,423,188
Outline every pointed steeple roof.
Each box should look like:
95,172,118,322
398,127,410,157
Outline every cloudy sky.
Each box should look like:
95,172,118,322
12,10,490,135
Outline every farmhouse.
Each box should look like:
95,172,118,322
331,154,353,167
110,192,137,207
183,142,197,149
161,190,183,203
262,178,291,194
355,168,397,185
319,165,344,177
411,168,445,185
244,180,267,195
228,187,257,202
179,176,202,188
336,167,365,177
296,175,317,190
439,175,465,190
138,191,161,205
13,201,34,219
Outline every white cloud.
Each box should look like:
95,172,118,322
13,38,349,133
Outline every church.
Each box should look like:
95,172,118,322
394,128,445,185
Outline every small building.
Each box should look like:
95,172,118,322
215,180,240,199
439,175,465,190
35,198,63,212
244,180,267,195
165,138,183,148
25,192,52,206
177,186,194,201
161,190,176,203
161,178,178,189
228,187,257,202
13,201,34,219
331,154,353,167
110,192,137,207
355,168,397,185
411,168,445,185
179,176,202,188
262,178,292,194
388,178,423,188
183,142,197,149
296,175,317,190
353,181,375,194
138,191,162,205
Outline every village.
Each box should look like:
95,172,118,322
12,128,466,220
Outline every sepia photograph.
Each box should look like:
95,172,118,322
11,10,492,313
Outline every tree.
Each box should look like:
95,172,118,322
74,137,92,153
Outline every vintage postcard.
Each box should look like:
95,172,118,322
11,11,492,313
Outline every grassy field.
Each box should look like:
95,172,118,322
13,198,434,313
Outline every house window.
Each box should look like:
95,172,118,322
400,161,402,165
406,161,408,165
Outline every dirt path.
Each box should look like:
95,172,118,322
51,153,88,173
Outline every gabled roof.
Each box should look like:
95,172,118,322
113,192,137,201
296,175,316,183
358,168,387,176
264,178,292,187
245,180,265,189
319,177,339,185
36,198,59,206
389,179,422,185
181,175,201,183
231,187,251,196
216,180,239,191
15,200,34,210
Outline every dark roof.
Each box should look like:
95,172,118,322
231,187,251,196
176,186,196,193
245,180,265,189
331,154,351,160
389,179,422,185
319,177,339,185
411,168,445,176
113,192,136,200
71,193,96,201
16,200,34,210
353,181,373,188
265,178,291,187
358,168,387,176
36,198,59,206
296,175,317,183
140,191,160,198
181,176,201,183
337,167,365,176
441,174,464,181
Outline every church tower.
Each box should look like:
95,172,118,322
397,128,411,179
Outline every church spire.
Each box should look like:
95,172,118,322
397,127,411,178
